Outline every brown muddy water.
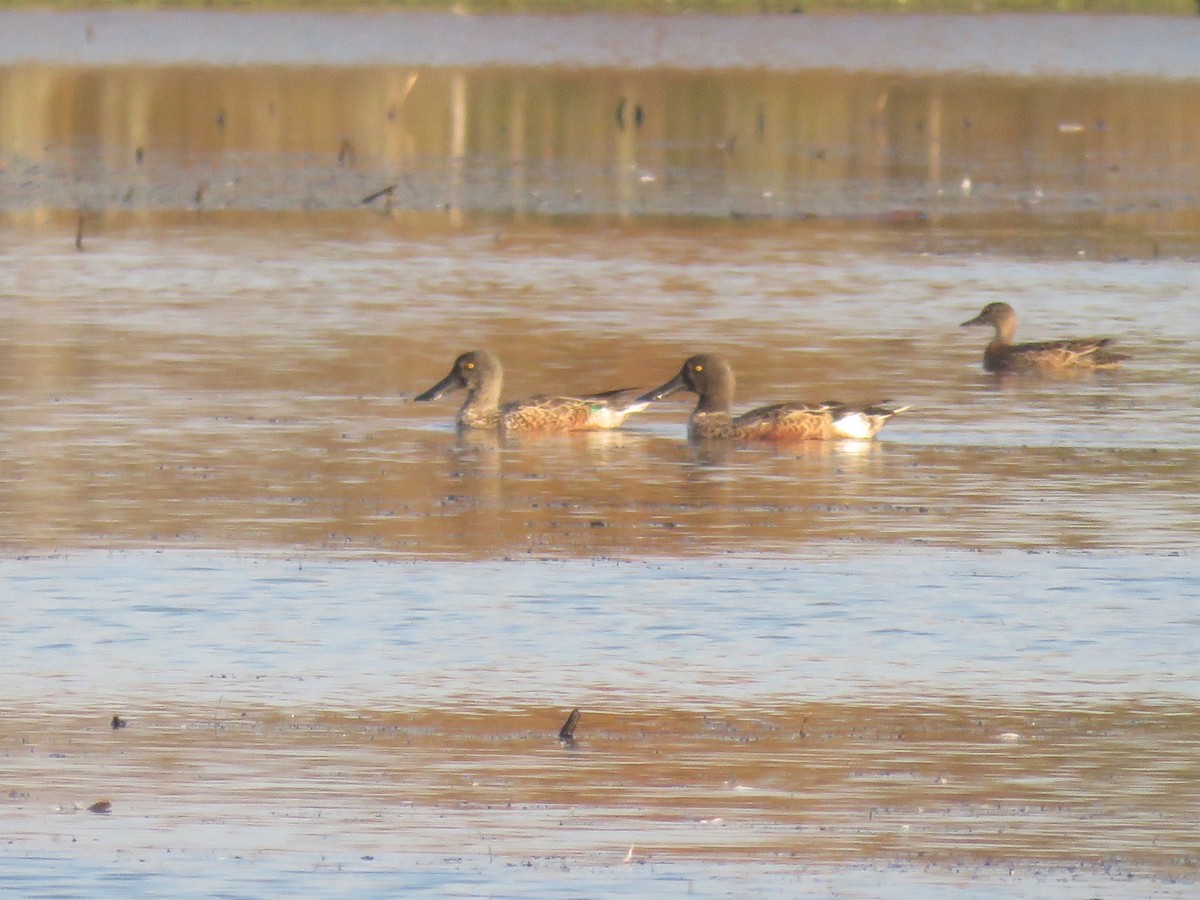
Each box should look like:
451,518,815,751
2,11,1200,898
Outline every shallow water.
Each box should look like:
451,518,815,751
3,10,1200,78
5,551,1200,896
2,10,1200,898
4,13,1200,243
2,223,1197,557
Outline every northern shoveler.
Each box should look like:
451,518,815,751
960,301,1129,374
637,354,909,441
414,350,649,432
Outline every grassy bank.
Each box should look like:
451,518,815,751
1,0,1196,14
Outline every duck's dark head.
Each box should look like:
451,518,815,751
415,350,503,401
638,354,735,413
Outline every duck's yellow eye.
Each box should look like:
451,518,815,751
693,364,703,372
465,362,475,369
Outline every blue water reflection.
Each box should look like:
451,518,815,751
4,549,1196,710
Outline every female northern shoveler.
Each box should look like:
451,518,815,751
414,350,649,432
636,354,909,442
960,301,1129,374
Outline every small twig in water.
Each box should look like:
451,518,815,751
558,708,581,747
361,183,398,206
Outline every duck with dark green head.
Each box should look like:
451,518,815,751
415,350,650,432
637,354,909,442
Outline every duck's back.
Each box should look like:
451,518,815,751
502,390,648,432
986,337,1127,374
728,402,837,441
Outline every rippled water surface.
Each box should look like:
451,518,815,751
2,10,1200,898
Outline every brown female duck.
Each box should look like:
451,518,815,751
637,354,909,442
960,302,1129,374
415,350,649,432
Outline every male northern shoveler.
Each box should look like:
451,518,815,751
636,354,909,442
414,350,649,432
960,301,1129,374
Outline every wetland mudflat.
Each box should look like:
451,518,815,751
2,10,1199,897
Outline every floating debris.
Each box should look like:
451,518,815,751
615,99,644,130
558,708,581,747
194,181,209,215
361,183,398,206
111,715,127,730
87,800,112,814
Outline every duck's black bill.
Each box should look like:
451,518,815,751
414,369,465,402
636,371,688,404
960,313,987,328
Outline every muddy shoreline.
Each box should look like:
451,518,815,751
8,699,1199,874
